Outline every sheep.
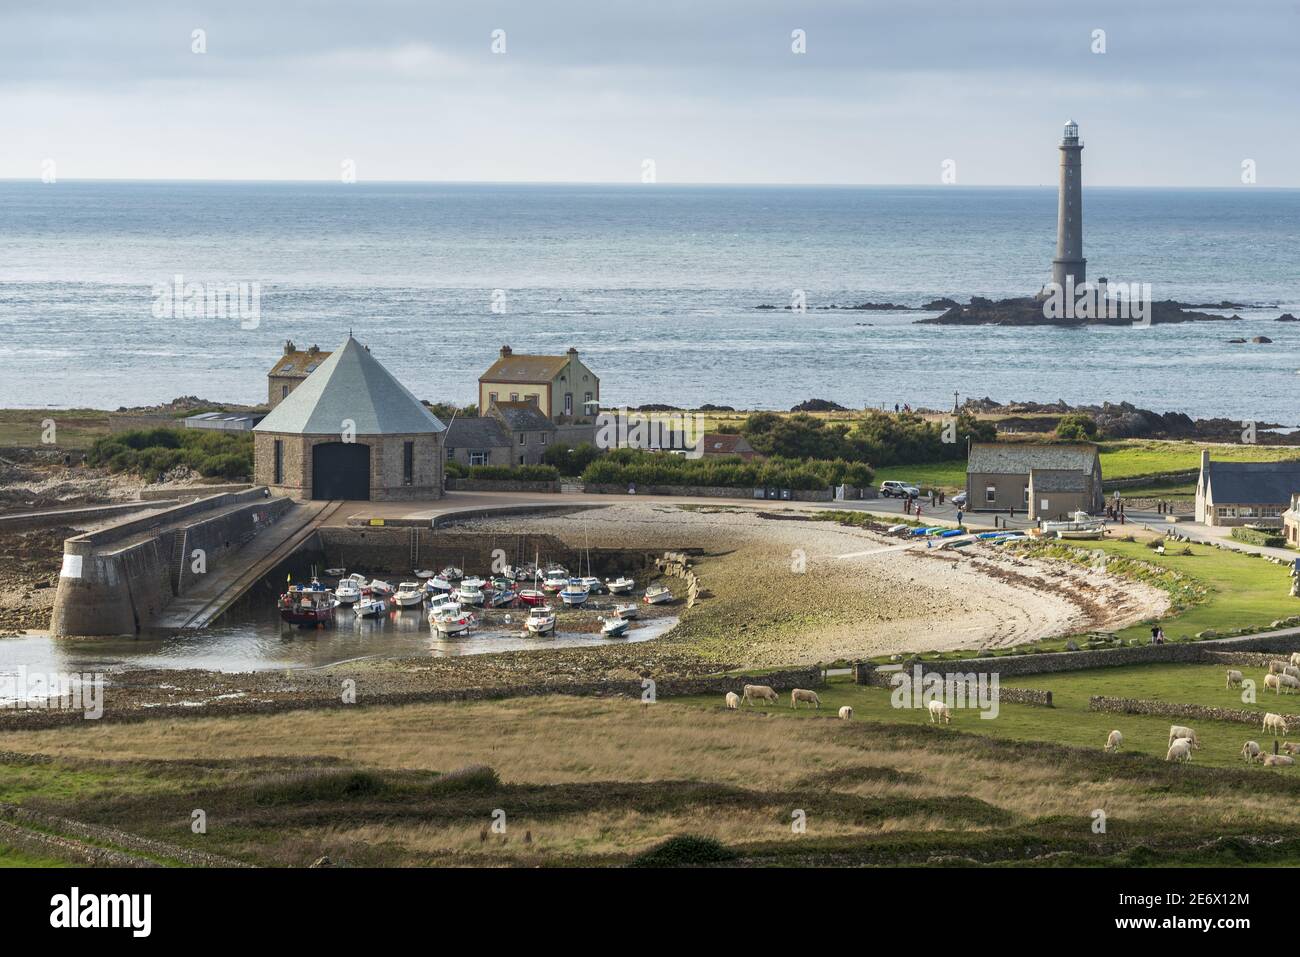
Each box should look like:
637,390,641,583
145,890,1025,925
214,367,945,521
1291,652,1300,667
838,705,853,721
1241,740,1262,761
927,700,952,725
1104,730,1123,752
1261,754,1296,768
1279,674,1300,694
1268,660,1289,675
1225,669,1244,689
1168,725,1200,750
741,684,779,706
1166,738,1193,763
1283,742,1300,756
725,691,740,710
1265,673,1282,694
1285,665,1300,681
790,688,821,710
1263,712,1289,736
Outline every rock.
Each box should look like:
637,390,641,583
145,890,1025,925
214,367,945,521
1251,336,1273,343
309,856,333,868
1065,640,1080,651
1227,338,1247,343
1275,313,1299,322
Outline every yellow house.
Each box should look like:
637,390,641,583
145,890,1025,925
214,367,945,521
478,345,600,422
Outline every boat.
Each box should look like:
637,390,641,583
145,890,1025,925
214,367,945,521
558,579,590,606
642,585,673,605
424,576,453,596
516,588,547,606
456,581,485,605
600,616,631,638
886,524,909,534
431,608,476,635
394,582,426,608
278,589,335,626
367,579,394,597
439,565,463,581
542,568,569,592
486,584,517,608
333,579,362,605
579,576,604,594
524,605,556,636
1042,511,1106,540
324,567,347,577
413,569,435,579
606,576,636,595
938,529,963,538
613,602,639,620
355,597,388,619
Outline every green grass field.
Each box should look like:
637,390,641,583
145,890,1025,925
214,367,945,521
0,844,71,868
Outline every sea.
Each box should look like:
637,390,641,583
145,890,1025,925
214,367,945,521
1,181,1297,421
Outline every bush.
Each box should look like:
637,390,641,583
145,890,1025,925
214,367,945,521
463,464,559,483
631,835,737,867
88,427,252,481
582,449,872,491
1231,525,1285,548
252,769,388,805
542,442,602,476
1055,413,1099,441
740,410,994,467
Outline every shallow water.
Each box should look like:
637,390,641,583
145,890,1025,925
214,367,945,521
0,602,675,679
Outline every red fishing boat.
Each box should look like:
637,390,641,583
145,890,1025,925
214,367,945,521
278,588,335,626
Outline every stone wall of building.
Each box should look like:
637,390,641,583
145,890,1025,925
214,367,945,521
254,432,443,501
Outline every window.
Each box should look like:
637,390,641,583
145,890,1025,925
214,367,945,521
510,393,519,401
403,440,414,486
540,433,548,445
1023,486,1029,504
281,385,288,399
489,392,498,404
519,455,525,465
564,393,573,415
519,433,527,445
470,451,488,466
1040,499,1050,512
273,439,283,484
985,486,996,503
584,391,592,410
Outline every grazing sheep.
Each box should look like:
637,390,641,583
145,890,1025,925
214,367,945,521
1268,660,1289,675
927,700,952,725
741,684,778,706
1290,652,1300,667
790,688,821,709
1168,725,1200,750
1242,740,1262,761
1166,739,1193,763
1263,712,1289,736
1285,665,1300,681
1283,742,1300,755
1279,674,1300,694
1261,754,1296,768
1104,730,1123,752
1226,669,1244,689
838,705,853,721
725,691,740,710
1265,673,1282,694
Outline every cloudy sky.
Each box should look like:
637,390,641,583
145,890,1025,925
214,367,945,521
2,0,1296,186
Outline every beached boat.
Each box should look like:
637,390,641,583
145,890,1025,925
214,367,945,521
559,580,590,606
486,584,517,608
642,585,673,605
355,597,388,619
431,608,476,635
424,576,453,596
394,582,425,608
606,576,636,595
367,579,394,597
278,589,335,626
413,569,435,579
599,616,631,638
516,588,546,606
613,602,639,620
886,524,909,535
938,529,963,538
542,568,569,592
579,576,604,593
333,579,362,605
524,605,556,636
1042,511,1106,540
439,566,463,581
457,581,485,605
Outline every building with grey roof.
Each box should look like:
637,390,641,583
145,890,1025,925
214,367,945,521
253,336,445,500
445,416,512,468
966,442,1102,519
1196,450,1300,526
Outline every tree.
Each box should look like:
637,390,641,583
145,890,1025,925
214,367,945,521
1055,413,1098,441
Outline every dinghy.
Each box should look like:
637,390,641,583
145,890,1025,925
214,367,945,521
600,616,631,638
642,585,673,605
613,602,639,620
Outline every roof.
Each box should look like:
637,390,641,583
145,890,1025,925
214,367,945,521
445,417,511,449
480,353,571,384
492,400,557,433
1029,468,1088,492
967,442,1099,475
269,350,332,378
1205,459,1300,506
254,337,446,436
699,433,755,455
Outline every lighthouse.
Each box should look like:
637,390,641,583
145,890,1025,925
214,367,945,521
1050,120,1085,289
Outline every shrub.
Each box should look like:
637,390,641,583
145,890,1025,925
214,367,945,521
1231,525,1285,548
631,835,737,867
252,769,388,805
581,450,872,490
427,764,499,795
88,427,252,481
1055,413,1099,441
464,464,559,483
542,442,602,476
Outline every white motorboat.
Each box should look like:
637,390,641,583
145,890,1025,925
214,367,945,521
1042,511,1106,540
642,585,673,605
425,576,453,596
599,616,631,638
439,566,463,581
333,579,362,605
414,569,435,579
324,567,347,577
457,581,485,605
525,606,556,636
613,602,639,620
394,582,425,608
542,568,569,592
355,597,388,619
367,579,394,597
606,576,636,595
431,608,476,635
558,579,590,606
579,576,604,593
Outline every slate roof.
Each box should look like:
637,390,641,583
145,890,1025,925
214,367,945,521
700,433,756,456
254,337,446,436
1205,459,1300,506
1029,468,1088,492
967,442,1100,475
446,417,511,449
492,400,557,433
269,349,331,377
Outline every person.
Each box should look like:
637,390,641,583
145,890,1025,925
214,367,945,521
1150,624,1159,645
956,508,963,527
894,403,899,413
1157,626,1166,644
904,496,911,515
1008,505,1015,519
915,503,923,520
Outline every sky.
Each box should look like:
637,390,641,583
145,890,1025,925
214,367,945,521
1,0,1296,186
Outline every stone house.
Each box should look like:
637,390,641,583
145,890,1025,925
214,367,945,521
698,433,759,460
478,345,599,422
253,336,445,501
446,400,558,468
1196,451,1300,527
965,442,1103,519
1283,493,1300,547
267,341,331,408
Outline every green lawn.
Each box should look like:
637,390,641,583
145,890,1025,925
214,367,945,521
0,843,71,868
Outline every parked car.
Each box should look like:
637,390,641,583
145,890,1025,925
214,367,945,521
880,480,921,498
952,491,968,507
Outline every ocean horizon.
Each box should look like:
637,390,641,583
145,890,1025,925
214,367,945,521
2,180,1297,420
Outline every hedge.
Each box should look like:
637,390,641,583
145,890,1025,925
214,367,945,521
87,428,252,481
581,449,872,490
1230,525,1287,548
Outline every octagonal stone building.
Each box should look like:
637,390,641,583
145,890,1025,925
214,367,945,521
253,336,446,501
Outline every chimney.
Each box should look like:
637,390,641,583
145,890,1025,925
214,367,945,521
500,345,512,358
284,340,296,355
308,344,320,354
567,346,578,356
1201,449,1210,473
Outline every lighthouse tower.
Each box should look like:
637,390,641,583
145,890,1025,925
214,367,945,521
1050,120,1085,289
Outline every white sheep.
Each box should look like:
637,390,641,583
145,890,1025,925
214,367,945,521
1285,665,1300,681
1265,673,1282,694
1168,725,1200,750
838,705,853,721
1279,674,1300,694
742,684,778,706
927,700,952,725
790,688,821,709
1104,730,1122,752
1166,738,1193,763
1261,754,1296,768
1283,742,1300,756
1263,712,1289,736
725,691,740,710
1290,652,1300,667
1225,669,1244,689
1241,740,1261,761
1268,660,1289,675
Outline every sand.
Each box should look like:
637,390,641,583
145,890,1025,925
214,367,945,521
459,503,1171,666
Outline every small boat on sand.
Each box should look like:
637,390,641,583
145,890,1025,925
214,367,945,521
599,616,631,638
542,568,569,592
579,576,604,593
431,609,476,635
516,588,546,607
642,585,673,605
613,602,639,620
394,582,426,608
606,576,636,595
439,566,463,581
525,605,556,636
558,580,590,606
425,576,453,596
355,597,388,619
457,581,485,606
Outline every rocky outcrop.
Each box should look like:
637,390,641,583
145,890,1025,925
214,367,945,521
917,296,1245,327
